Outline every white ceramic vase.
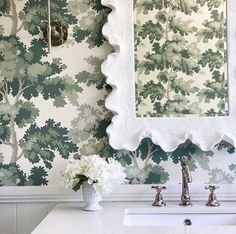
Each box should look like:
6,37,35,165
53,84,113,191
82,181,102,211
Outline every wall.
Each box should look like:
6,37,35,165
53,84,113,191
0,203,55,234
0,0,236,188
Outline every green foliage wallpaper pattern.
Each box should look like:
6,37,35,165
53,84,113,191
0,0,235,187
135,0,228,117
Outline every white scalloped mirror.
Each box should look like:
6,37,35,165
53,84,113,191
101,0,236,152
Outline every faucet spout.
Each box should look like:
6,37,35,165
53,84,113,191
179,156,192,206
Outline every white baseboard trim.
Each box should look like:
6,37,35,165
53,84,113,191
1,184,236,203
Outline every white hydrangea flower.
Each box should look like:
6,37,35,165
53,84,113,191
62,155,126,195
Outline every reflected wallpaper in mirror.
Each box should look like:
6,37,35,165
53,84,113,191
135,0,228,118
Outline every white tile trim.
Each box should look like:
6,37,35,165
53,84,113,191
1,184,236,203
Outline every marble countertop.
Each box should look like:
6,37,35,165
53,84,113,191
32,202,236,234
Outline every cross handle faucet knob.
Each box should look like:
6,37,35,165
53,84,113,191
205,185,220,207
205,185,220,194
151,185,166,194
151,185,166,207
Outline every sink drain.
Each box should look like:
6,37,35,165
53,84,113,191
184,218,192,226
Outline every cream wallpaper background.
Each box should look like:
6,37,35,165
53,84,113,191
0,0,235,187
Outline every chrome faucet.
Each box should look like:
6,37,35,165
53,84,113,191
179,156,192,206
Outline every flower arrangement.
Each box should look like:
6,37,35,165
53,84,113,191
63,155,126,195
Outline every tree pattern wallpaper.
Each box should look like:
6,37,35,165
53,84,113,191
135,0,228,117
0,0,235,187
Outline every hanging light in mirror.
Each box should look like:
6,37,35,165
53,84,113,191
47,0,51,53
43,0,68,52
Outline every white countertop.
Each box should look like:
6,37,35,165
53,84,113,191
32,202,236,234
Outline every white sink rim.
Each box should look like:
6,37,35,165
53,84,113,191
125,205,236,214
124,206,236,227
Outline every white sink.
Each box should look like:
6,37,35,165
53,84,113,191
124,206,236,227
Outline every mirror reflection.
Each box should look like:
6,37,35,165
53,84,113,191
135,0,228,118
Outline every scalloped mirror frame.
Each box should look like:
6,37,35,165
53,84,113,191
101,0,236,152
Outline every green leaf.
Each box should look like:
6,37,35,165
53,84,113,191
26,166,48,185
0,25,4,34
75,56,107,90
67,1,90,15
138,139,151,161
197,8,225,43
215,141,235,154
0,153,3,163
177,0,199,14
0,0,10,14
53,96,67,107
25,39,47,63
74,6,110,48
138,20,164,43
0,116,11,142
140,0,198,14
145,165,169,184
19,0,77,36
199,49,224,71
41,78,65,100
208,168,234,184
141,38,200,76
157,71,178,84
140,80,165,102
0,35,26,83
72,175,88,192
0,163,26,186
196,0,223,11
152,146,169,164
197,70,227,105
73,26,90,44
95,138,117,159
190,149,213,171
125,165,148,184
170,18,195,36
153,102,165,117
162,95,191,116
155,11,167,23
87,9,110,48
20,119,78,168
116,150,132,166
15,101,39,128
91,0,108,12
0,35,70,105
205,109,225,117
170,78,198,96
75,71,91,84
94,118,110,139
170,140,212,164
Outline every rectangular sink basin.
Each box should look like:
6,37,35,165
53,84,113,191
124,207,236,227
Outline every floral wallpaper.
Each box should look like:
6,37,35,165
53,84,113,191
135,0,227,117
0,0,235,187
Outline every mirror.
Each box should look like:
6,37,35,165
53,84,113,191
101,0,236,152
135,1,227,118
